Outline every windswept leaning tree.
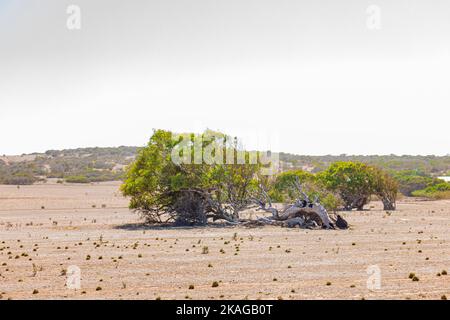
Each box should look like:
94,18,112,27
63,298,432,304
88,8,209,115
121,129,262,225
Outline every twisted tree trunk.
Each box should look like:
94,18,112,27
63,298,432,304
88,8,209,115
382,198,396,211
252,180,346,229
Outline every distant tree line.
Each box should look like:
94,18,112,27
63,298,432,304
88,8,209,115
0,147,136,185
1,144,449,202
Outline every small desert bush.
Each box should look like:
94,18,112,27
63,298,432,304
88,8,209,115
64,175,90,184
412,182,450,199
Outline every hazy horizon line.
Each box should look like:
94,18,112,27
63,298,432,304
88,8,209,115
3,144,450,158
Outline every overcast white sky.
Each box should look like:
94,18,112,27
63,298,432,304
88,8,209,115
1,0,449,155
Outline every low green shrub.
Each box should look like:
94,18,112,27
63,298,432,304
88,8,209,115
64,175,90,184
412,182,450,199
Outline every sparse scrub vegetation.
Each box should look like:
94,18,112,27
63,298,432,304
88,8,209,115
411,182,450,199
0,147,135,185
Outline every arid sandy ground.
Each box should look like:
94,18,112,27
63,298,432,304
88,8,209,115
0,182,449,300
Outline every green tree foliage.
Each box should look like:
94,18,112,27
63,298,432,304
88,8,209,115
271,170,314,201
370,166,398,210
121,130,191,222
318,162,400,211
121,129,261,224
318,162,375,210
